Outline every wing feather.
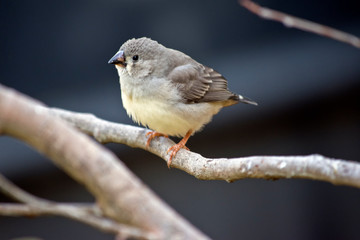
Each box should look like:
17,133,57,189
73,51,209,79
169,63,239,106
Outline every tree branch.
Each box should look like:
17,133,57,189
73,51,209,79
0,84,210,240
239,0,360,49
49,108,360,188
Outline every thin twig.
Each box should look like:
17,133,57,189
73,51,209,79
0,173,153,239
49,107,360,189
0,204,150,239
239,0,360,48
0,173,52,205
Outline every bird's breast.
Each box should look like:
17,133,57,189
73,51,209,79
118,74,223,137
120,90,222,137
121,91,186,136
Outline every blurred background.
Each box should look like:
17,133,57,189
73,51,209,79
1,0,360,239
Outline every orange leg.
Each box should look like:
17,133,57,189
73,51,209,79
146,131,168,148
166,130,192,168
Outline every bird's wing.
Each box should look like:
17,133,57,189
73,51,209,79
169,63,239,105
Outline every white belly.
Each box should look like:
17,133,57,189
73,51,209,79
121,90,222,137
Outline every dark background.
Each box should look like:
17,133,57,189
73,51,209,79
1,0,360,239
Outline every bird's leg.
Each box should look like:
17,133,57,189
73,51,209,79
146,131,168,148
166,130,192,168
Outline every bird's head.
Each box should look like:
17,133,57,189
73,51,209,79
108,37,167,79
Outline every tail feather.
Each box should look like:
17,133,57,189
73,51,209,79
238,94,258,106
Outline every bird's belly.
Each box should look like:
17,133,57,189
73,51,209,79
121,92,221,137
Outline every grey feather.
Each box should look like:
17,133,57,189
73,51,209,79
169,61,243,106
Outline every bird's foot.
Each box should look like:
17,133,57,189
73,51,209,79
146,131,168,148
166,130,192,168
167,142,189,168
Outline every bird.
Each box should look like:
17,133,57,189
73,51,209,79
108,37,257,167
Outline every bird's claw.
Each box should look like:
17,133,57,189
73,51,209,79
166,143,189,168
145,131,168,148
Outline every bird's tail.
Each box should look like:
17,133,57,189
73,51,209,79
238,94,258,106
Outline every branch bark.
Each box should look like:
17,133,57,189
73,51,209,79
239,0,360,49
49,107,360,188
0,84,209,240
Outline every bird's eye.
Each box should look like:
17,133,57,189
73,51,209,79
132,55,139,61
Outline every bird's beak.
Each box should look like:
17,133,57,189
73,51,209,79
108,50,126,67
